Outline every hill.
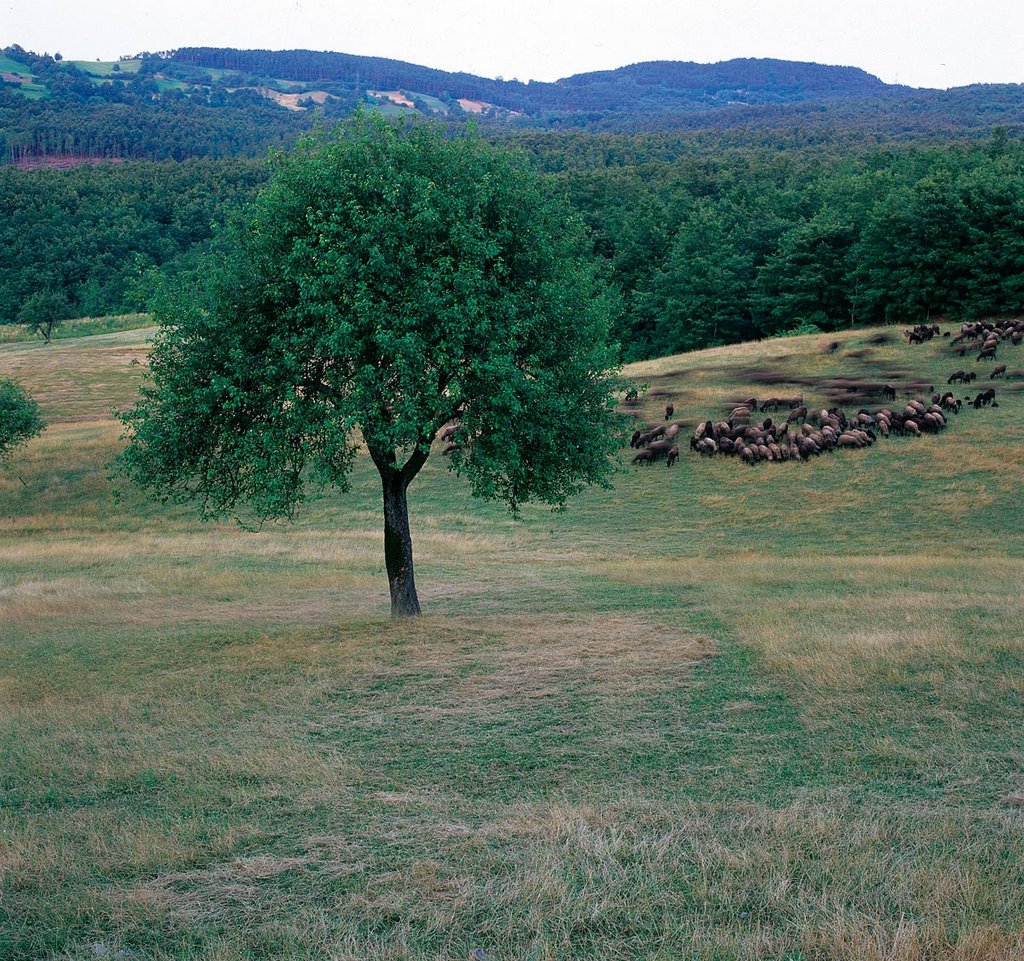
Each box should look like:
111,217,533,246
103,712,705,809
2,322,1023,958
3,43,1024,165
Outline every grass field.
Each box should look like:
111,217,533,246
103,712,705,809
0,315,152,346
1,323,1023,960
69,60,143,77
0,55,48,98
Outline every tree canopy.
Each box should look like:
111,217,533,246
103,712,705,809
0,379,44,465
119,117,625,616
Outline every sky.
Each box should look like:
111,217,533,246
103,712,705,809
4,0,1023,90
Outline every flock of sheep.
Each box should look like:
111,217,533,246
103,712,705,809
627,319,1020,468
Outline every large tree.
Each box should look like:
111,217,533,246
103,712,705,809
118,118,624,616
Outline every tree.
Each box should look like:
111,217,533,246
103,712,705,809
118,118,624,617
753,213,858,334
0,379,45,465
637,199,757,354
17,289,71,343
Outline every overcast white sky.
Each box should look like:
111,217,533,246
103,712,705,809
4,0,1023,90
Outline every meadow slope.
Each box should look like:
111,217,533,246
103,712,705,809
1,325,1023,960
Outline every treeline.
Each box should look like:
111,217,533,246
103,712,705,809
3,130,1024,363
1,90,310,162
543,131,1024,358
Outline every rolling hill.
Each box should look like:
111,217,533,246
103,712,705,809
3,42,1024,167
1,319,1023,958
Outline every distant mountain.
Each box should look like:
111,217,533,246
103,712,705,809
2,43,1023,165
167,47,899,116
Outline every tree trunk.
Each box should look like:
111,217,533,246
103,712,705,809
381,472,421,618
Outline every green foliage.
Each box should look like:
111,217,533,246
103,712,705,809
0,377,44,463
780,321,824,336
555,137,1024,354
119,117,624,525
16,288,71,342
0,160,268,323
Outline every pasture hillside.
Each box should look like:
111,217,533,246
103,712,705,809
1,324,1023,960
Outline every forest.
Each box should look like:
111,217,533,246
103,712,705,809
2,128,1023,359
3,43,1024,358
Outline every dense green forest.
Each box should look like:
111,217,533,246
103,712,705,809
3,125,1023,358
541,131,1024,356
0,159,267,322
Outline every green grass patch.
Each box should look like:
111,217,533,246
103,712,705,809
1,324,1023,959
69,59,142,77
0,55,36,77
0,56,47,97
0,314,152,345
373,101,417,117
409,90,449,113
